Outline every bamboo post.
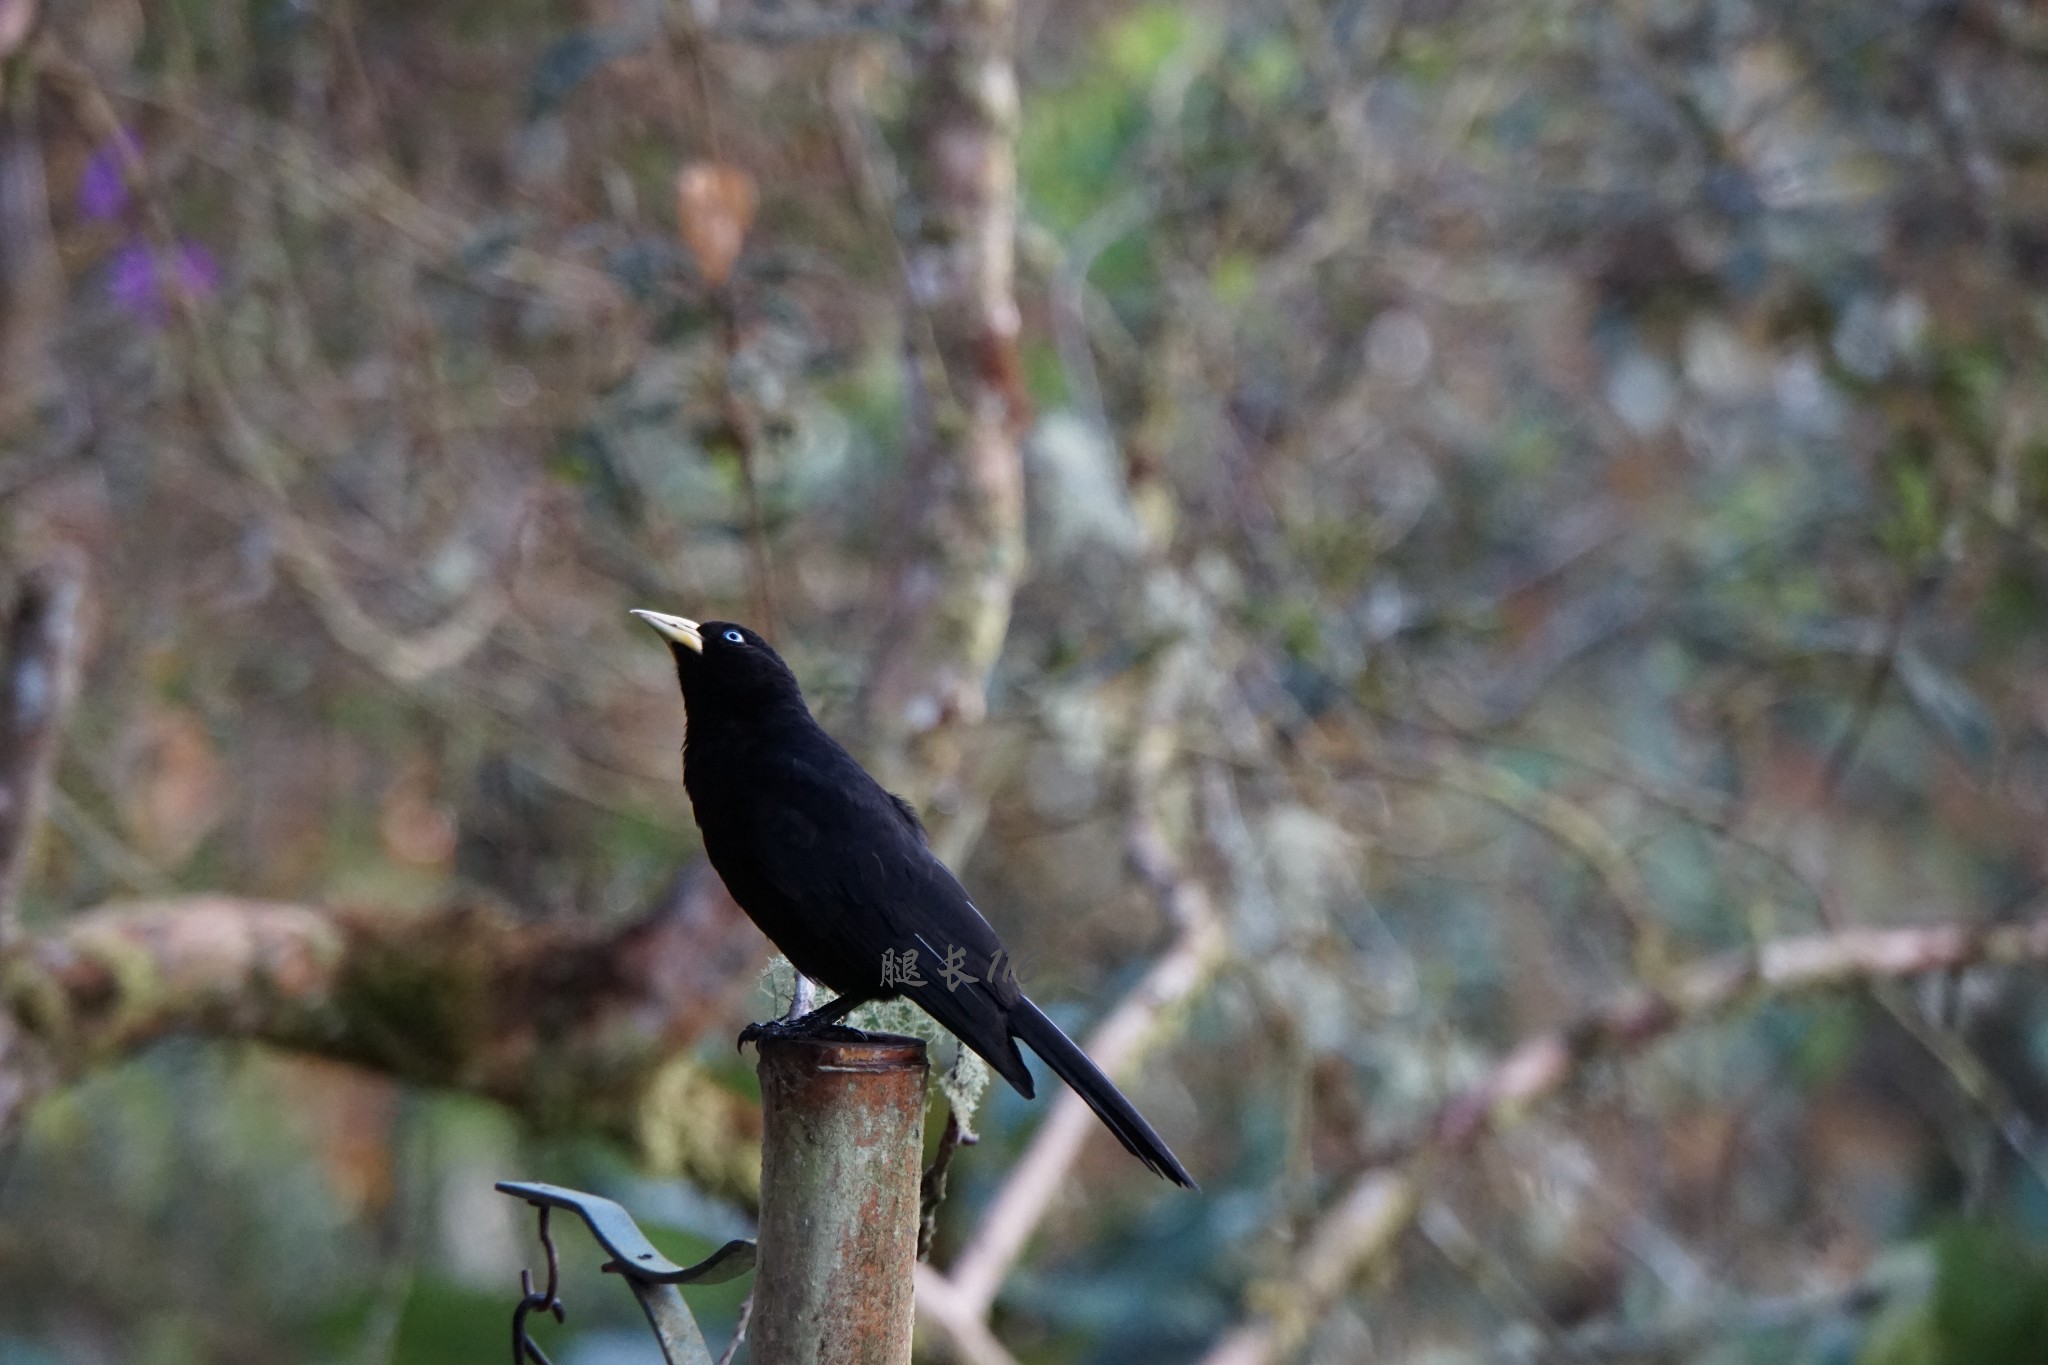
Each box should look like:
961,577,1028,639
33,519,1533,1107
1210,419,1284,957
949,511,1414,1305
750,1033,929,1365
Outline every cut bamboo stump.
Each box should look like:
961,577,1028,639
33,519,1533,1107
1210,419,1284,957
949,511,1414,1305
751,1032,929,1365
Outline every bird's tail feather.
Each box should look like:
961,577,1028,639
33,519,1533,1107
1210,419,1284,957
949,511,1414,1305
1010,998,1196,1188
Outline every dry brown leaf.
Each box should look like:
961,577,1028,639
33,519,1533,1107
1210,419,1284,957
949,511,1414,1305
122,705,226,865
675,161,758,288
379,760,457,868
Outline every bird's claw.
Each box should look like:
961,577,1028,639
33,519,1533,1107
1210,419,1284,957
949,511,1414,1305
736,1017,874,1051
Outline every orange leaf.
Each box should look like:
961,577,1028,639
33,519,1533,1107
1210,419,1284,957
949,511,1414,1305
379,759,457,868
122,705,225,864
675,161,758,288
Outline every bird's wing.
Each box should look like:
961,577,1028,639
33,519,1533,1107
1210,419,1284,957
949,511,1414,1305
748,752,1032,1092
885,791,926,841
861,849,1034,1094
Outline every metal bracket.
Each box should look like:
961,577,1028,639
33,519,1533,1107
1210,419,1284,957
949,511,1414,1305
497,1180,756,1365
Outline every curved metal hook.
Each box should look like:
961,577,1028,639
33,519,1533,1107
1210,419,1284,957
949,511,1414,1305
496,1180,739,1365
510,1205,567,1365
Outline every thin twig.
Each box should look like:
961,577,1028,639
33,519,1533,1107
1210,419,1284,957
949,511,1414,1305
713,1288,753,1365
124,94,623,316
47,59,518,688
1198,911,2048,1365
1377,748,1672,982
43,786,173,896
918,1106,973,1261
714,294,783,635
1819,594,1913,797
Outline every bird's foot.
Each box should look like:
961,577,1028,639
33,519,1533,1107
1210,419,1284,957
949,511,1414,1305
736,1019,875,1050
736,998,871,1050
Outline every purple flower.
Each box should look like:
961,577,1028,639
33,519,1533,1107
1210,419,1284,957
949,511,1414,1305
77,130,141,222
107,240,221,324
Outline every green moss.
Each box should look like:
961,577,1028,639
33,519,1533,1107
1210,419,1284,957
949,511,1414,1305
637,1054,761,1206
331,915,496,1081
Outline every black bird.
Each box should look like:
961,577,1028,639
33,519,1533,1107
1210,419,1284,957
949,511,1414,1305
633,610,1195,1187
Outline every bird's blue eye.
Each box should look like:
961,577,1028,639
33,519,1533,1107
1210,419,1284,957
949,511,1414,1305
723,629,744,644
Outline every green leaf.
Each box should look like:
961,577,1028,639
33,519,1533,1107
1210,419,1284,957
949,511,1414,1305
1104,5,1196,81
1929,1222,2048,1363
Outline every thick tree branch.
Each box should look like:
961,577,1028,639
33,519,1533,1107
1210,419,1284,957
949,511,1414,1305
0,551,85,943
0,872,768,1202
860,0,1029,811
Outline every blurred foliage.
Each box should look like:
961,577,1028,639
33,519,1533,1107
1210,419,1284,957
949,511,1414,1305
5,0,2048,1360
1861,1224,2048,1365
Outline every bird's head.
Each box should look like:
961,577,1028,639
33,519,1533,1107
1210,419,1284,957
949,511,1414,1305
630,611,806,715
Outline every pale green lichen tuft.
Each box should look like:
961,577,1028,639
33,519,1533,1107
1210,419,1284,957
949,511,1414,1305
759,955,989,1135
937,1043,990,1140
758,955,819,1016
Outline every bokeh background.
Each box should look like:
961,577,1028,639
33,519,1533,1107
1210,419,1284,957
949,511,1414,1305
4,0,2048,1361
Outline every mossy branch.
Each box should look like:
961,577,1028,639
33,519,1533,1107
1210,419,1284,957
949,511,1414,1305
1,887,767,1204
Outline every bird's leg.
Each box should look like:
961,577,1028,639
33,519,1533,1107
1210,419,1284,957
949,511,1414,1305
787,993,864,1031
738,989,871,1049
784,971,817,1021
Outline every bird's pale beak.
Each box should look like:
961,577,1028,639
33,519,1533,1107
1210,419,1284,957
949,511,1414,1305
631,609,704,654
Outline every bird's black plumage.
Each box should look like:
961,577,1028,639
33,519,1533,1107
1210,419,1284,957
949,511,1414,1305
635,611,1194,1187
